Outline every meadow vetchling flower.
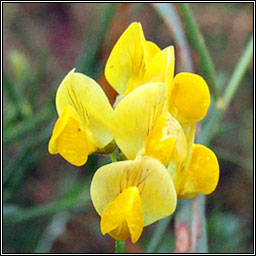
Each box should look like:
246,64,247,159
48,69,114,166
113,82,187,166
48,21,220,244
106,22,219,199
90,156,177,243
105,22,174,98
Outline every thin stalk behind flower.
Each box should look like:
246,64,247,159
115,240,125,253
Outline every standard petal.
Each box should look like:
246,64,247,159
178,144,220,198
90,156,177,226
48,106,89,166
113,82,167,160
170,72,210,123
144,46,175,89
144,40,161,64
56,69,114,149
105,22,147,94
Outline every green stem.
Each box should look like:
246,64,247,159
3,105,53,144
115,240,125,253
179,3,219,99
3,123,53,189
222,35,253,108
3,72,30,119
77,3,117,75
145,216,172,253
212,145,253,174
174,195,207,253
110,151,124,252
198,35,253,145
29,51,49,105
4,180,90,223
151,3,194,72
110,151,117,162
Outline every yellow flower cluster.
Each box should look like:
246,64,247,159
49,22,219,243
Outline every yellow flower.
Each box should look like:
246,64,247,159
170,72,211,124
105,22,174,97
105,22,210,123
90,156,177,243
113,82,187,167
169,74,219,198
107,22,219,199
112,80,219,200
48,69,114,166
173,144,219,199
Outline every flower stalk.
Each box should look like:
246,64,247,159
115,240,125,253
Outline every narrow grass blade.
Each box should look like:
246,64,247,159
212,146,253,174
28,51,49,105
3,105,53,144
3,72,28,119
145,216,172,253
3,179,90,223
198,35,253,145
151,3,194,72
222,35,253,108
178,3,219,99
77,3,117,75
3,122,53,189
34,212,71,253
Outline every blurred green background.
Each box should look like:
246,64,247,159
3,3,253,253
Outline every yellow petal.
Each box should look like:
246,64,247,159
113,82,167,160
105,22,147,94
48,106,89,166
145,40,161,63
145,46,175,88
125,75,147,95
178,144,219,198
109,222,130,241
145,112,187,166
171,123,196,192
56,69,114,149
90,156,177,226
101,187,143,243
170,72,210,123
